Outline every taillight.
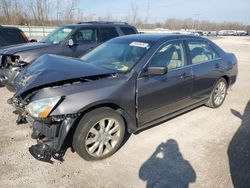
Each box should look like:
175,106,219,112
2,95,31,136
20,31,29,43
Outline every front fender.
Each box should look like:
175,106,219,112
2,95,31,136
28,75,138,132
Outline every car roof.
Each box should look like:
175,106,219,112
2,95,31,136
64,21,134,28
113,34,206,43
119,34,203,42
0,25,21,31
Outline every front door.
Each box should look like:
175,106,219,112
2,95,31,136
63,28,99,57
137,41,193,126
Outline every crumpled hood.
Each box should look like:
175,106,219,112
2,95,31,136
15,54,117,96
0,42,51,55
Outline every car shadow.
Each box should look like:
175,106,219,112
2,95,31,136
228,100,250,188
139,139,196,188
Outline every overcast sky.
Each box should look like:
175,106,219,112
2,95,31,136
78,0,250,24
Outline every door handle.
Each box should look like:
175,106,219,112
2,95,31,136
180,73,191,79
215,63,220,68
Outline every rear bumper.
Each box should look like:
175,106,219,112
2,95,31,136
227,62,238,87
229,75,237,86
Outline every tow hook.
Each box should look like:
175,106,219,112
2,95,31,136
29,143,66,164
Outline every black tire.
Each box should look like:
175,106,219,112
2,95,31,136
206,78,228,108
72,107,126,161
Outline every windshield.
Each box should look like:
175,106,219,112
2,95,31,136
81,40,151,72
41,27,73,44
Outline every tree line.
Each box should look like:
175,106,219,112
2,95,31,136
0,0,249,32
0,0,79,25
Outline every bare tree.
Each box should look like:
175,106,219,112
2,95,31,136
128,0,139,25
144,0,150,24
63,0,78,23
0,0,11,23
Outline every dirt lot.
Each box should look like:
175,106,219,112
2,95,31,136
0,36,249,188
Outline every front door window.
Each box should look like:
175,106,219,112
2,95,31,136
148,41,186,71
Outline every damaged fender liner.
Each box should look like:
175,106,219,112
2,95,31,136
29,117,77,163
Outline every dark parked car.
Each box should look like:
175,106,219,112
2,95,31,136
11,34,238,162
0,26,29,47
0,21,138,90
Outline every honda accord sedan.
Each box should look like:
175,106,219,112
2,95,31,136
11,34,238,162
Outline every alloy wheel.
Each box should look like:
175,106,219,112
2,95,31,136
85,118,122,157
213,81,226,106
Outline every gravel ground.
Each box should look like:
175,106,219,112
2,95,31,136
0,36,249,188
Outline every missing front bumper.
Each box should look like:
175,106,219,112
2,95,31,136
29,117,77,163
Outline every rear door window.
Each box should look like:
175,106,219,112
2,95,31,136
0,29,25,45
187,40,219,64
99,27,119,42
120,27,136,35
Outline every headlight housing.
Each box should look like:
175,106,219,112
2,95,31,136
26,96,61,118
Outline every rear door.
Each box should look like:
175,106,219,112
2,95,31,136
185,39,223,101
119,26,137,35
137,40,193,125
63,27,99,57
98,26,119,43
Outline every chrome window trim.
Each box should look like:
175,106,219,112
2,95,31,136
165,57,222,72
137,38,222,79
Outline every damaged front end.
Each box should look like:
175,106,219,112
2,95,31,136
12,95,80,163
9,54,122,163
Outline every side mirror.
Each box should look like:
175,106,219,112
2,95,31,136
68,39,74,47
30,39,37,42
146,66,168,76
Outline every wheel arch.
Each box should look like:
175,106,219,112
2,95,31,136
82,102,137,131
66,102,136,144
222,75,230,86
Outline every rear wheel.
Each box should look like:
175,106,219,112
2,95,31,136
206,78,227,108
73,108,125,161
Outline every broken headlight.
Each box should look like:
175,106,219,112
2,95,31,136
26,96,61,119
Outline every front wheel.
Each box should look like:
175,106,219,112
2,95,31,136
206,78,228,108
73,108,126,161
